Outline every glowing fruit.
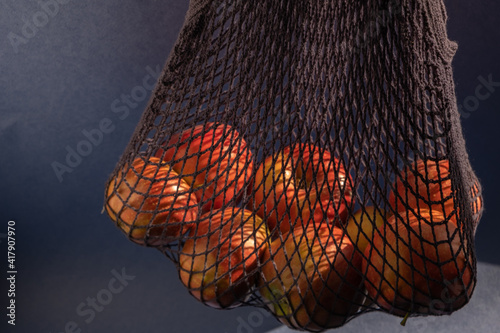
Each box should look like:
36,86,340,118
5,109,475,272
251,143,354,237
179,208,269,309
156,122,253,212
389,159,483,230
105,157,198,247
389,159,453,217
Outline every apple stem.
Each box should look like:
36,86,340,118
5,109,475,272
400,310,411,326
267,286,291,317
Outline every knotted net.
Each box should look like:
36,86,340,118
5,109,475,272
104,0,483,331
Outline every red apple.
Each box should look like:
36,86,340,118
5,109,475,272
389,159,483,230
362,209,474,317
259,223,364,331
389,159,453,217
179,208,269,309
105,157,198,247
156,122,253,212
250,143,354,237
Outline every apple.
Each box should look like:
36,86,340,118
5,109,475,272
179,208,269,309
362,209,474,317
155,122,253,212
345,206,387,254
250,143,354,237
389,159,453,217
259,223,364,331
470,179,483,233
389,159,483,230
105,157,198,247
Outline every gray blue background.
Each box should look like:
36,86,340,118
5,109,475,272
0,1,499,332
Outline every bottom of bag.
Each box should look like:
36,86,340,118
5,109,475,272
266,261,499,333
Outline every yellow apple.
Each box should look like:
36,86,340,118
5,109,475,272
345,206,387,254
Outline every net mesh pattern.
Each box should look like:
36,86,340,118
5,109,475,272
103,0,483,331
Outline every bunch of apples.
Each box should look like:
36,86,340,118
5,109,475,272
104,123,481,330
104,122,358,316
105,122,271,308
357,159,481,319
105,122,254,247
252,143,366,331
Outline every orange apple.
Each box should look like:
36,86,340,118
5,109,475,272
156,122,253,212
470,179,483,233
179,208,269,309
362,209,474,317
389,159,453,218
259,223,364,331
250,143,354,237
105,157,198,247
389,159,483,230
345,206,387,254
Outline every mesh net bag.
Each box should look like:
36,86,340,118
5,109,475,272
103,0,484,331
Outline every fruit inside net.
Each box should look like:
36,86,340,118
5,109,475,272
103,0,483,331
